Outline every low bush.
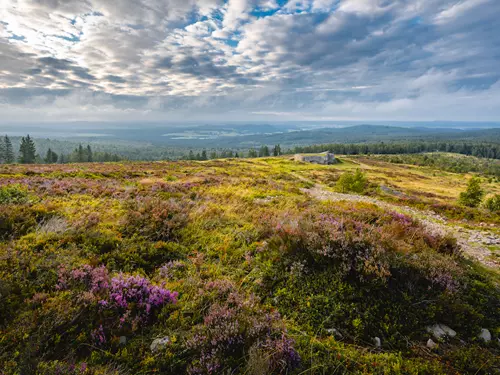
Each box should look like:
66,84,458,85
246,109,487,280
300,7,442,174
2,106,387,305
0,184,30,204
122,197,190,241
336,169,368,194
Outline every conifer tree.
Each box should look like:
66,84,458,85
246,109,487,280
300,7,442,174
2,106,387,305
273,144,281,156
77,144,84,162
18,135,36,164
45,148,58,164
87,145,93,162
4,136,14,164
259,145,270,157
0,136,5,164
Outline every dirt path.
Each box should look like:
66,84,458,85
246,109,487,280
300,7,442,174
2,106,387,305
299,180,499,269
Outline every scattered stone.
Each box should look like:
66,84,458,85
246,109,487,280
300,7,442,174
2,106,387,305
426,324,457,340
373,337,381,348
150,337,170,352
426,338,437,349
326,328,343,339
479,329,491,342
119,336,127,345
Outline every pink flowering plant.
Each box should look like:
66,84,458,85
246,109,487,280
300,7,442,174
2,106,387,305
186,280,300,374
57,264,178,345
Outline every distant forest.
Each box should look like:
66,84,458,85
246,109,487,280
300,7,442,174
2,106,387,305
0,135,121,164
291,141,500,160
0,132,499,164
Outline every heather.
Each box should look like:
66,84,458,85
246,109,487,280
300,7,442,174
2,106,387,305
0,157,499,374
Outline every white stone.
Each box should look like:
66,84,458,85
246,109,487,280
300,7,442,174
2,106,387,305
119,336,127,345
426,324,456,340
426,338,437,349
373,337,381,347
326,328,343,339
150,337,170,352
479,328,491,342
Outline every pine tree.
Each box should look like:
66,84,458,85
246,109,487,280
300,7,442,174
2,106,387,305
201,150,207,160
87,145,93,162
78,144,84,163
247,149,258,158
45,148,58,164
188,150,195,160
259,145,270,157
0,136,5,164
4,136,14,164
273,144,281,156
19,135,36,164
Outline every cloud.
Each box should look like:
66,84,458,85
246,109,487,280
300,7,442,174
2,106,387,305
0,0,499,122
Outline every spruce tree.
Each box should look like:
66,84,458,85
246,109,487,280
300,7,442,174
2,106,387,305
87,145,93,162
273,144,281,156
77,144,84,162
259,145,270,157
45,148,58,164
19,135,36,164
0,136,5,163
4,136,14,164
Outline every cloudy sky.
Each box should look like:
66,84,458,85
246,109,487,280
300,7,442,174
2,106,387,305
1,0,499,123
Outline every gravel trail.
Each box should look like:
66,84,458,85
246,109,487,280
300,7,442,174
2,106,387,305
301,183,499,269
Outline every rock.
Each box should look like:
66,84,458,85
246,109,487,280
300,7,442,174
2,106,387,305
119,336,127,345
373,337,381,348
150,337,170,352
326,328,343,339
426,324,457,340
479,328,491,342
426,339,437,349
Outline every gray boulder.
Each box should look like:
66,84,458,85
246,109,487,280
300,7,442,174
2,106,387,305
426,339,437,349
479,328,491,342
150,337,170,352
426,324,456,340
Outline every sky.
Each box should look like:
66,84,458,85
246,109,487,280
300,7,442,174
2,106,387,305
0,0,499,123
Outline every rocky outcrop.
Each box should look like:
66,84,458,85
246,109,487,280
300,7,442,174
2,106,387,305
294,152,336,165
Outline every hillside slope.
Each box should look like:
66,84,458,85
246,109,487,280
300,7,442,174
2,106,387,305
0,157,499,374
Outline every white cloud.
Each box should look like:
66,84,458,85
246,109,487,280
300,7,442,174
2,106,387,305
0,0,499,121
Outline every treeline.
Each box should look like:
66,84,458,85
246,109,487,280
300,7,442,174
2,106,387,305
375,153,500,177
290,141,500,160
0,135,121,164
185,145,282,160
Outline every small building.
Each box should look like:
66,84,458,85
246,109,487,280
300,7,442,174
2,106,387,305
294,151,336,165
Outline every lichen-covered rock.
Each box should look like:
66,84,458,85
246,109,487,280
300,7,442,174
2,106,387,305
426,324,456,340
151,337,170,352
479,328,491,342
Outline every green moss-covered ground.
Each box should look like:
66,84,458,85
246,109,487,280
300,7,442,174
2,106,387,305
0,157,499,374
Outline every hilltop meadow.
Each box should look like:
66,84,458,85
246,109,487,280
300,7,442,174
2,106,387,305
0,155,499,374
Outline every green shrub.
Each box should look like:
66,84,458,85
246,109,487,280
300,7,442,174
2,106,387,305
458,177,484,207
0,184,29,204
336,169,368,194
122,197,190,241
484,194,500,213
